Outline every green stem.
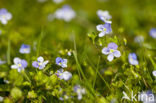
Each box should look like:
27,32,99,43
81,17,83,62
7,40,11,65
22,71,31,83
93,56,100,88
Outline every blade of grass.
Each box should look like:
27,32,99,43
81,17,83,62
7,40,11,65
73,38,96,99
93,56,100,88
86,56,111,90
149,56,156,69
37,29,45,57
21,71,31,83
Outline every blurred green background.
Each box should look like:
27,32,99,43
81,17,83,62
0,0,156,102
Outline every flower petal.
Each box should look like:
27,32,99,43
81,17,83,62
14,57,21,64
43,60,49,66
114,50,121,57
108,42,118,50
56,57,63,64
37,56,44,62
96,24,104,31
102,47,109,55
98,31,106,37
21,60,28,68
61,59,67,68
107,53,114,62
11,65,18,69
32,61,39,68
63,71,72,81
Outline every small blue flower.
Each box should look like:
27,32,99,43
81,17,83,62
56,57,67,68
96,23,112,37
73,85,86,100
128,53,139,65
55,5,76,22
32,56,49,69
149,28,156,38
97,10,112,23
102,42,121,61
19,44,30,54
0,8,12,25
11,57,28,72
56,69,72,81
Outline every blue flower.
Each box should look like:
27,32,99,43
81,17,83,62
102,42,121,61
96,23,112,37
97,10,112,23
56,69,72,81
56,57,67,68
19,44,30,54
0,8,12,25
32,56,49,69
73,85,86,100
128,53,139,65
149,28,156,38
11,57,28,72
54,5,76,22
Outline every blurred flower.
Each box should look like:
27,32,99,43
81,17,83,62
0,8,12,25
111,99,117,103
0,59,6,65
65,49,72,56
134,35,144,43
62,71,72,81
11,57,27,72
0,30,2,35
56,69,64,79
47,13,55,22
56,57,67,68
67,51,72,56
59,95,69,101
53,0,64,4
56,69,72,81
32,56,49,69
152,70,156,77
4,80,9,84
149,28,156,38
96,23,112,37
59,90,71,101
128,53,139,65
102,42,121,61
0,96,3,102
54,5,76,22
73,85,86,100
97,10,112,23
19,44,30,54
